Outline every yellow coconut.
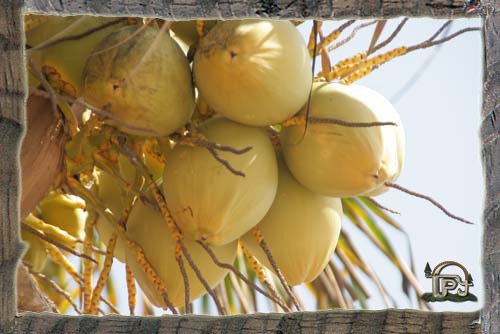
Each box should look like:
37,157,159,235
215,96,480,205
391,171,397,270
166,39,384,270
94,150,166,262
21,214,48,272
83,26,195,137
171,20,217,46
241,158,342,285
94,154,141,262
281,82,404,197
125,195,237,307
39,191,87,240
163,117,278,245
193,20,312,126
26,16,127,96
364,109,405,196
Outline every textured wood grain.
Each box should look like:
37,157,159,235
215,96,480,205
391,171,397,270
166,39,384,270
15,310,481,334
23,0,475,19
480,2,500,334
0,0,26,333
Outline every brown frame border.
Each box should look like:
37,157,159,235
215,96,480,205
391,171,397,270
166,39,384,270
0,0,496,333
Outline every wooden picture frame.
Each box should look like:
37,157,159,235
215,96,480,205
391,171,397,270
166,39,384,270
0,0,497,332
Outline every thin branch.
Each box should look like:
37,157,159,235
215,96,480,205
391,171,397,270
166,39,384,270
407,27,481,52
391,21,453,103
369,18,409,55
125,262,136,315
386,182,474,225
367,20,387,54
171,131,252,177
21,223,97,264
178,242,227,315
324,264,349,308
252,227,302,311
427,20,452,42
32,88,162,136
27,264,80,314
228,272,254,313
328,21,378,52
283,115,398,128
176,251,192,314
197,240,291,311
367,197,401,215
315,20,356,55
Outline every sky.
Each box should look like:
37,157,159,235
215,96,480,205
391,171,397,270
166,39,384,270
105,17,484,314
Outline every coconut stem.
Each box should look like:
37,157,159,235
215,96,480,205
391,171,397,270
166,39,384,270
45,242,84,286
315,20,355,56
175,245,192,314
368,18,408,55
366,197,401,215
177,241,227,315
21,223,97,264
125,263,136,315
228,272,254,313
197,240,290,311
385,182,474,225
329,21,377,52
240,244,289,312
22,214,81,252
282,115,398,128
171,130,252,177
406,27,481,52
251,227,303,311
83,214,95,313
89,233,117,315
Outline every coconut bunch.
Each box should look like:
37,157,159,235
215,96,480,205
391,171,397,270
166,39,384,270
22,16,404,312
21,15,477,315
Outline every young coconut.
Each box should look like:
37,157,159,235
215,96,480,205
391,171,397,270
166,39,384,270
26,16,127,96
193,20,312,126
125,195,237,307
163,117,278,245
365,109,405,196
83,26,195,137
241,158,342,286
95,149,166,262
39,191,87,241
281,82,404,197
94,154,144,262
